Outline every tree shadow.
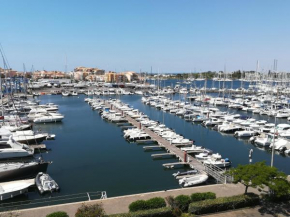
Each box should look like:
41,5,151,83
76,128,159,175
258,201,290,216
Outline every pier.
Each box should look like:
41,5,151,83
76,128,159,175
106,100,232,184
151,153,176,159
143,145,165,150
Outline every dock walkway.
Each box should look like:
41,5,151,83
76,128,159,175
106,101,205,172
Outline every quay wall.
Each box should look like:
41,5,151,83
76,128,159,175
6,183,258,217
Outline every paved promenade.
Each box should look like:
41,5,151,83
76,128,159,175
2,183,262,217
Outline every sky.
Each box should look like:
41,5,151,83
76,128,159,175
0,0,290,73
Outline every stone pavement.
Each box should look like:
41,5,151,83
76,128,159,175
0,183,264,217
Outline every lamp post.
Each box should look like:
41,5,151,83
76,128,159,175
271,114,277,167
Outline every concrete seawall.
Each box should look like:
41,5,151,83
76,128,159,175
3,183,258,217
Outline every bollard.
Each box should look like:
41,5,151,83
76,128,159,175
184,151,187,162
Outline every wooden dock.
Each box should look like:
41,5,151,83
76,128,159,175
151,153,176,159
162,162,189,169
105,100,233,183
143,146,165,150
135,139,157,144
106,101,205,172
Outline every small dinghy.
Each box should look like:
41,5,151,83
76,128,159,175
35,172,59,194
172,170,198,178
179,174,208,187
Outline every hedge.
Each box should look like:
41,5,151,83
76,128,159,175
129,197,166,212
190,192,216,202
129,200,147,212
46,211,69,217
174,195,191,212
108,207,174,217
146,197,166,210
188,193,260,215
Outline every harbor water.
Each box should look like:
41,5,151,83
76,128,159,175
3,80,290,208
39,93,290,196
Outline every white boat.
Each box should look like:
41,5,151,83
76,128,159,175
195,152,217,161
270,124,290,134
61,91,70,96
0,136,34,159
0,178,35,201
276,110,290,118
260,123,275,133
33,113,64,123
179,174,208,187
35,172,59,194
203,118,222,127
203,154,231,168
269,138,290,152
181,145,205,153
135,91,143,95
234,128,258,138
192,115,208,123
71,91,78,96
11,130,51,145
171,137,191,145
256,120,267,125
252,133,274,147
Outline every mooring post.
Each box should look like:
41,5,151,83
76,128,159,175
184,151,187,162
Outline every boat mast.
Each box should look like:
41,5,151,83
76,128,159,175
0,48,6,117
23,63,27,98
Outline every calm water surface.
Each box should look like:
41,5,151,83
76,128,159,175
6,86,290,206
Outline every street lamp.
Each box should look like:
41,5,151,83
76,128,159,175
271,113,277,167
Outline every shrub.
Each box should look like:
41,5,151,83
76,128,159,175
109,207,174,217
145,197,166,210
174,195,191,212
188,193,260,215
190,192,216,202
75,203,105,217
129,200,148,212
129,198,166,212
46,212,69,217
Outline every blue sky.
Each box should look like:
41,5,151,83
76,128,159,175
1,0,290,73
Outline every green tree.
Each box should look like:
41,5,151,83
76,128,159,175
227,161,290,195
267,173,290,200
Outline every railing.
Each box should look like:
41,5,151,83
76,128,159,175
204,163,232,184
0,191,107,212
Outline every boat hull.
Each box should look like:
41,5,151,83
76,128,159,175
0,162,49,182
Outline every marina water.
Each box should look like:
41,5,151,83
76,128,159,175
5,80,290,208
39,93,290,196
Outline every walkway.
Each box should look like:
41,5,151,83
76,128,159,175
107,101,205,171
4,184,259,217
